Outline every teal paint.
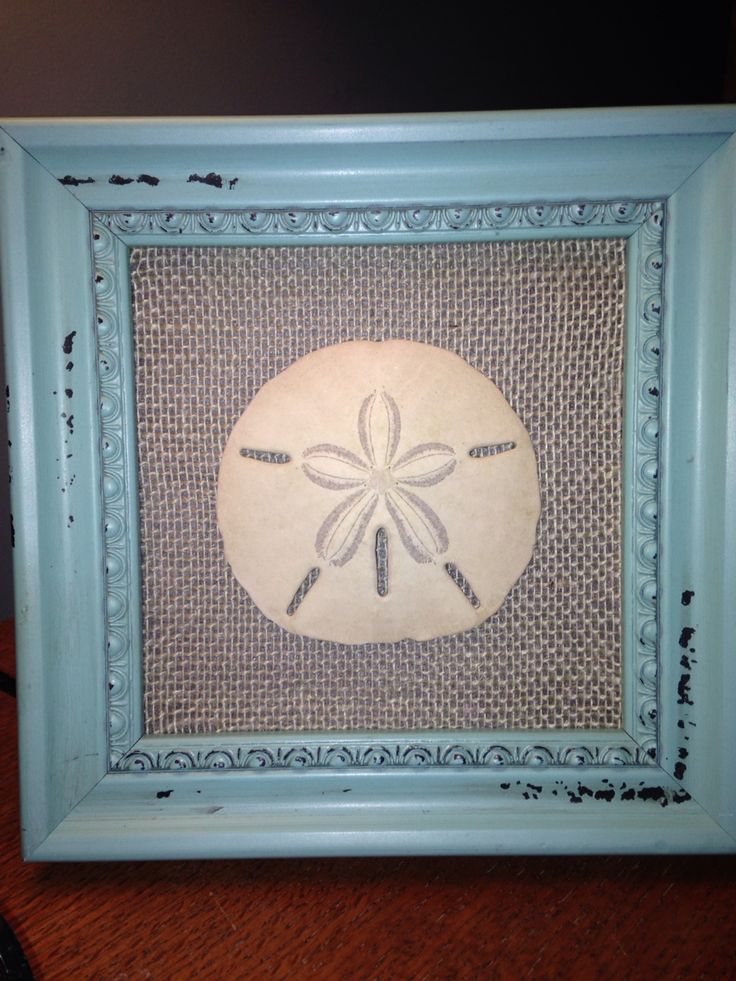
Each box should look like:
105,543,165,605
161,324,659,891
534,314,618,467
0,109,734,859
0,132,107,857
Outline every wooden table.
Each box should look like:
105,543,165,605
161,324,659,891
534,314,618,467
1,619,734,979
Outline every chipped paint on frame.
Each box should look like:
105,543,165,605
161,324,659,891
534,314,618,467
3,110,734,858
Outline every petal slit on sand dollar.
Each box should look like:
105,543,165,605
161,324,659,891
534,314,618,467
217,340,541,644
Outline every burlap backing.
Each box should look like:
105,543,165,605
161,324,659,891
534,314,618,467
130,239,625,734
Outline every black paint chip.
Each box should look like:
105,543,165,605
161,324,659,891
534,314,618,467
110,173,160,186
59,175,95,186
678,627,695,648
594,788,615,802
677,673,693,706
637,786,665,802
187,171,223,188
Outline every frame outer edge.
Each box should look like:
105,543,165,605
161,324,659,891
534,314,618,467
32,769,734,861
661,131,736,842
4,111,733,211
2,113,735,858
0,130,107,856
3,106,736,139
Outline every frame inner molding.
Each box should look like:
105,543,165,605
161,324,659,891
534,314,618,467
90,199,664,772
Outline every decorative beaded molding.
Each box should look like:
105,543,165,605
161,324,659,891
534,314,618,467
92,218,140,765
91,200,664,772
118,739,648,771
95,200,660,237
629,207,665,759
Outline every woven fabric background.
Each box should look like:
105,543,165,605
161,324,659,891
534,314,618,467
130,239,625,734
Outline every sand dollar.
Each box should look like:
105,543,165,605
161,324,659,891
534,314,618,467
217,340,540,643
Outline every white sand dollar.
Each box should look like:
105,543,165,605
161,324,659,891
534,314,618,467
217,340,540,644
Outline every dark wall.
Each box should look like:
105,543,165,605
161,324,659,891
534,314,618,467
1,3,734,115
0,2,734,618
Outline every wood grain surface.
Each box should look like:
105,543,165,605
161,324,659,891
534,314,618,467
1,619,734,980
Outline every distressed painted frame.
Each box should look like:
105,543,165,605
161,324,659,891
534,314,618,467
0,109,734,859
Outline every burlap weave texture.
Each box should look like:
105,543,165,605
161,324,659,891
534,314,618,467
131,239,625,734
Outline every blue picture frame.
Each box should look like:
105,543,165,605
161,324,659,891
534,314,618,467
0,108,734,859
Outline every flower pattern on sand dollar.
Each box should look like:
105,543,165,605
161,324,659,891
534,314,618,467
302,391,456,566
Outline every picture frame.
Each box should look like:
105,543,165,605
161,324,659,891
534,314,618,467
0,108,734,860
